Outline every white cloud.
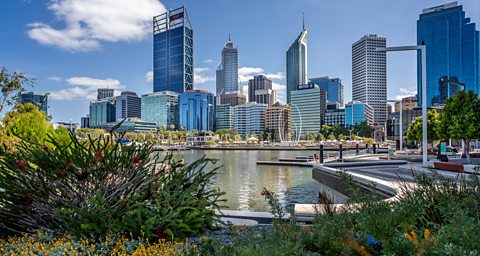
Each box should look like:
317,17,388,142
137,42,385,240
238,66,285,85
145,71,153,82
265,72,286,80
194,67,215,84
203,59,214,63
395,87,417,101
48,76,62,82
27,0,166,52
50,76,123,100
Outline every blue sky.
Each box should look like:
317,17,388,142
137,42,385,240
0,0,479,123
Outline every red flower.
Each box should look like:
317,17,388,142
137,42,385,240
16,160,27,170
40,145,50,152
132,157,141,164
94,152,103,159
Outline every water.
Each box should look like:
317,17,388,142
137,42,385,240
160,149,322,212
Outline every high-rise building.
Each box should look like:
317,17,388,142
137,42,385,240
141,91,179,128
18,92,48,115
352,34,387,124
248,75,276,106
216,36,239,95
179,90,215,131
153,6,193,93
233,102,267,136
309,76,344,107
97,88,114,101
215,104,233,131
325,109,345,127
345,101,374,126
219,92,246,106
265,103,291,141
417,2,479,107
81,115,90,128
290,83,327,137
89,99,116,128
286,26,308,104
395,95,418,112
115,91,141,121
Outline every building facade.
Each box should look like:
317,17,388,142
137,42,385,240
325,109,346,127
290,84,327,137
345,101,374,126
141,91,179,128
216,37,239,95
219,92,246,106
352,34,387,124
233,103,267,136
100,120,157,133
417,2,479,107
18,92,48,115
115,91,141,121
97,88,114,101
153,6,193,93
286,28,308,104
265,103,291,141
89,99,116,128
248,75,276,106
309,76,344,107
215,104,233,131
179,90,215,131
81,115,90,128
394,95,418,112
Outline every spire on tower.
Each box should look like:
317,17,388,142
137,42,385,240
228,33,231,42
302,12,305,30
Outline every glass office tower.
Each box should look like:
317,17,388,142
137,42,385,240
153,6,193,93
115,91,141,121
286,28,308,104
179,90,215,131
417,2,479,107
18,92,48,115
141,91,179,128
309,76,344,108
216,36,239,95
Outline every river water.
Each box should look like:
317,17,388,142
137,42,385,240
160,149,324,212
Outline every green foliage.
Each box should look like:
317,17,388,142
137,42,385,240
406,109,440,144
0,130,225,239
316,133,324,142
327,133,336,141
0,67,35,113
306,132,314,141
338,134,345,141
75,128,106,139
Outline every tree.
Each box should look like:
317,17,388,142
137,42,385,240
320,125,332,137
327,133,336,141
169,124,175,130
0,67,34,113
316,133,325,142
406,109,440,147
338,134,345,141
307,132,314,141
438,90,480,164
353,122,374,138
3,103,51,143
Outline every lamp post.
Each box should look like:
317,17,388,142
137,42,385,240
376,45,427,166
387,99,402,151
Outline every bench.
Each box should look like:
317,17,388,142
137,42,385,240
434,162,464,172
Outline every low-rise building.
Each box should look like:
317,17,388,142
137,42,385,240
265,103,291,141
215,104,233,131
141,91,178,128
219,92,246,106
233,102,267,136
345,101,374,126
325,109,345,127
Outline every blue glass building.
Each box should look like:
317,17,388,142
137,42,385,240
89,99,116,128
417,2,479,107
18,92,49,115
309,76,344,107
179,90,215,131
153,6,193,93
345,101,374,126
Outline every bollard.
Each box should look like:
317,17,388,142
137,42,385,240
320,144,324,164
339,144,343,161
356,143,359,155
373,143,377,154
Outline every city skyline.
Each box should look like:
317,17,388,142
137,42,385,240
0,0,479,122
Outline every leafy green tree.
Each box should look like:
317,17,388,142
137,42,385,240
338,134,345,141
0,67,34,113
169,124,175,130
438,90,480,163
327,133,336,141
306,132,314,141
352,122,374,138
406,109,440,148
3,103,51,143
320,125,332,137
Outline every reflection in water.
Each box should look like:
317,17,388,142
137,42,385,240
159,150,321,212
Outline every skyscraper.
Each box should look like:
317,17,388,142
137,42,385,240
215,104,233,131
115,91,141,121
417,2,479,107
179,90,215,131
153,6,193,93
286,25,308,104
290,83,326,137
89,99,116,128
97,88,114,101
216,36,239,95
309,76,344,107
18,92,48,115
248,75,277,106
352,34,387,124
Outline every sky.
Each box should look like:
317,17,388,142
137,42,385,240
0,0,479,123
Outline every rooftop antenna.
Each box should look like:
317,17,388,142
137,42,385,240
228,33,231,42
302,12,305,30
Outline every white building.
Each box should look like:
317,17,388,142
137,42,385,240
352,34,387,124
233,103,267,136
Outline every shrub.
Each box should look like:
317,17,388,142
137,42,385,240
0,131,225,239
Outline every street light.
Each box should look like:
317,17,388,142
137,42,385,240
376,45,427,166
387,99,402,151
